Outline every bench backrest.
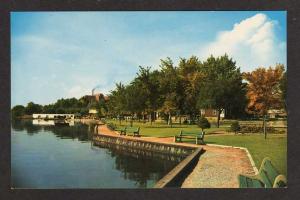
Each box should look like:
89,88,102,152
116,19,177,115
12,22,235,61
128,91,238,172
126,126,139,132
258,158,280,188
180,130,204,137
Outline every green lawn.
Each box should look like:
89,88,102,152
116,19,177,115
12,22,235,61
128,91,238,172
205,134,287,176
106,119,228,137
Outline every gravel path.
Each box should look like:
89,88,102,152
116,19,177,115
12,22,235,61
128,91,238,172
181,145,256,188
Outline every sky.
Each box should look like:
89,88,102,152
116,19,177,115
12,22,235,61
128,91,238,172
11,11,286,107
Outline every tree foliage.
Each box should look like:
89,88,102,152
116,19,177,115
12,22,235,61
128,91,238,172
197,54,247,127
197,116,211,131
243,64,285,116
11,105,25,117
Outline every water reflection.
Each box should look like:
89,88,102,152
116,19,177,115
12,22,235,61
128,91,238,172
93,141,184,188
12,119,91,141
11,120,182,188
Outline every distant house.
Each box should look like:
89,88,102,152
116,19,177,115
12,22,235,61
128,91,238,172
267,109,287,119
88,109,98,114
200,109,225,119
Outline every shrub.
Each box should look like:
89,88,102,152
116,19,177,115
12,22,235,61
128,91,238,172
197,117,211,132
231,121,240,134
239,125,275,134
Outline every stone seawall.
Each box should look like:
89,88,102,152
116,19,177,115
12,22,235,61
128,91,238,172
93,134,196,157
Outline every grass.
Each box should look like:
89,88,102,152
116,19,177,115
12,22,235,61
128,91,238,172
106,119,228,137
106,119,287,176
205,134,287,176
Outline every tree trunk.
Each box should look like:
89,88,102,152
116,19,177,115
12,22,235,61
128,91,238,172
179,115,182,126
263,115,267,139
217,109,221,128
150,112,153,126
130,113,133,127
168,112,172,128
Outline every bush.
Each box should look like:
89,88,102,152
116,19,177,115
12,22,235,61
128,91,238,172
107,123,117,131
239,125,275,134
198,117,211,131
230,121,240,134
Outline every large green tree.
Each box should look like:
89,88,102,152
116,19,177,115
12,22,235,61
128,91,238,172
178,56,203,122
159,58,183,127
135,66,162,125
197,54,246,127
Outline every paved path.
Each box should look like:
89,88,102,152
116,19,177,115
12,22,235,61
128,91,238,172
96,125,255,188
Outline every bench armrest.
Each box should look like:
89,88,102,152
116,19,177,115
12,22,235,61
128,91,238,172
273,175,287,188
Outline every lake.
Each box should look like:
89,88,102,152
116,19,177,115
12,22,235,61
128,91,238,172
11,120,184,188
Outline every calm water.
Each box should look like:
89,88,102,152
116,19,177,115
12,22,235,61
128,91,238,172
11,120,183,188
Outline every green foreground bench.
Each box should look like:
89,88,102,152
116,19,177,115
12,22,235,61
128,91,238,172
174,130,205,145
116,126,140,137
238,157,287,188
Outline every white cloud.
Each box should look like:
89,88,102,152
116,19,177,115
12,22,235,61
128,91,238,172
199,13,286,71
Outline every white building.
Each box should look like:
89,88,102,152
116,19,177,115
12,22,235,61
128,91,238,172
32,114,75,120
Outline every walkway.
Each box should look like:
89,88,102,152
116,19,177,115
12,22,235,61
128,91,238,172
96,125,256,188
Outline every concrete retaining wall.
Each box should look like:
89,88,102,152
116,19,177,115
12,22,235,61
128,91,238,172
154,148,203,188
93,134,196,157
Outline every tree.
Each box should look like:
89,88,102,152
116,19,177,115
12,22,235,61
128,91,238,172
107,82,127,125
159,58,183,127
124,82,147,126
243,64,285,139
197,54,246,127
134,66,161,125
178,56,203,122
197,116,211,132
11,105,25,117
279,71,287,110
25,102,43,115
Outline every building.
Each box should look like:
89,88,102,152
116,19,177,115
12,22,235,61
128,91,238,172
200,109,225,119
267,109,287,119
88,109,98,114
83,93,109,103
32,114,75,120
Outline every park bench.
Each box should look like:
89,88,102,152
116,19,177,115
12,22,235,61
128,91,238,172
238,157,287,188
115,127,126,135
174,130,205,145
124,126,140,137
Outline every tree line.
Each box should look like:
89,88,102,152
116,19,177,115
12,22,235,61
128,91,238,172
12,54,286,128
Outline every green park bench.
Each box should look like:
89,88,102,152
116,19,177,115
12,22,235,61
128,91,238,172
238,157,287,188
115,127,126,135
174,130,205,145
124,126,140,137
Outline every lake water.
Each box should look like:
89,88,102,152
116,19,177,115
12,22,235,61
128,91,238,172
11,120,183,188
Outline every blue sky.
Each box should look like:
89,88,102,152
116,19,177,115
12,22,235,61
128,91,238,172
11,11,286,107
